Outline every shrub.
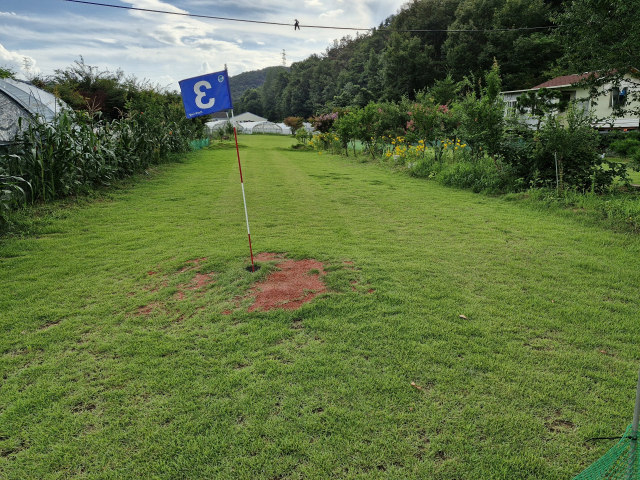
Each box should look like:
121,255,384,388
283,117,304,135
533,104,627,191
453,62,505,159
295,127,310,145
610,138,640,157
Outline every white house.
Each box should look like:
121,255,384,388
501,72,639,130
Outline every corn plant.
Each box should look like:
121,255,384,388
0,100,202,214
0,173,29,222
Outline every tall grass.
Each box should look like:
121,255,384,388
0,102,202,222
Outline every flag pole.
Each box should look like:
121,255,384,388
233,125,255,272
225,64,255,273
627,366,640,479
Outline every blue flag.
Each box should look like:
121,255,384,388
179,70,233,119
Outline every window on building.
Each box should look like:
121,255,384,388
611,87,627,107
561,92,574,104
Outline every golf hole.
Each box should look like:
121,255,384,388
246,264,261,273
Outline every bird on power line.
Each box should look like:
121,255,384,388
294,19,300,30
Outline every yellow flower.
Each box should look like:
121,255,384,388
319,152,322,155
455,147,458,150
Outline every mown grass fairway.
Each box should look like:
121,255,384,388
1,135,639,479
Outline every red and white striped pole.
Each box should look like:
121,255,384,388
233,126,255,272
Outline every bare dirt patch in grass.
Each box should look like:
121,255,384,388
137,302,164,316
179,257,208,273
179,273,215,291
136,258,216,317
247,254,326,312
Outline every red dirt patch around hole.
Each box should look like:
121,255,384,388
248,256,326,312
254,252,285,262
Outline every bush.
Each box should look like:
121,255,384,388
295,127,310,145
610,138,640,157
501,103,627,191
409,151,521,194
284,117,304,135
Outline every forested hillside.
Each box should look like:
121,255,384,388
234,0,567,120
228,66,288,102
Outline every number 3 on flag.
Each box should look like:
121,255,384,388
179,70,233,119
194,81,215,109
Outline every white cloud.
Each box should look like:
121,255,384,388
0,0,409,90
119,0,216,46
319,9,344,18
0,43,39,77
236,39,243,44
198,61,214,73
159,74,174,85
121,0,189,15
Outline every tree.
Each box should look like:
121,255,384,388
283,116,304,134
0,65,16,79
516,87,567,130
236,88,262,116
427,74,463,105
444,0,558,90
381,33,434,101
454,61,505,159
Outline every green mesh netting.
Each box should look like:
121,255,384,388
572,425,639,480
189,138,209,151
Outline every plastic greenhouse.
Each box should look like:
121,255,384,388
205,120,230,133
276,123,292,135
0,78,67,145
239,121,283,135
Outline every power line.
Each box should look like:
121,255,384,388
61,0,369,30
61,0,560,33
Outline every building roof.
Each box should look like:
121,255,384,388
0,78,68,144
532,73,592,90
232,112,268,123
0,78,67,122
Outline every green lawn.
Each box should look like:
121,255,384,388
1,135,639,479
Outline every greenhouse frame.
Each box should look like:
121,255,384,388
0,78,67,145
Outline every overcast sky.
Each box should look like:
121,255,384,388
1,0,407,91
